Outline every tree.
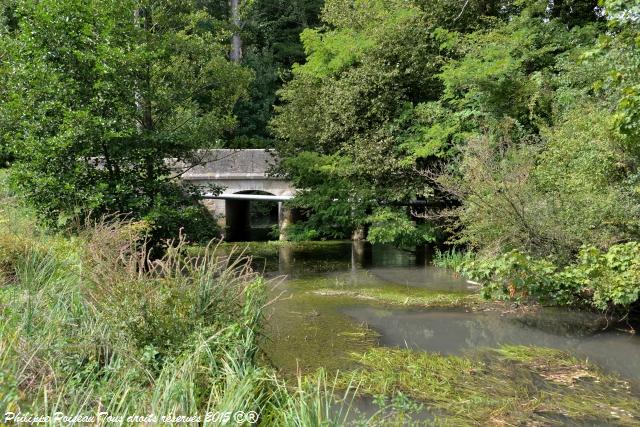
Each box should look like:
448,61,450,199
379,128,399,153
229,0,324,147
229,0,242,62
0,0,18,167
599,0,640,146
2,0,251,240
431,0,640,261
270,0,511,244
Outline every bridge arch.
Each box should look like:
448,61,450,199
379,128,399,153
225,190,281,241
180,149,296,241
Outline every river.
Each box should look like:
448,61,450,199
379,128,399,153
218,240,640,424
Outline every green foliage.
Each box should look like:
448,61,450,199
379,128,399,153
575,242,640,310
1,0,251,241
0,187,273,417
431,1,640,282
0,2,16,168
461,243,640,310
141,185,221,245
230,48,280,148
441,104,640,261
272,0,508,243
230,0,324,146
461,250,581,305
439,4,603,140
420,0,640,312
279,151,368,240
366,207,438,247
599,0,640,144
432,247,475,272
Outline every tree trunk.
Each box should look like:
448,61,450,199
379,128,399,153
229,0,242,62
134,7,155,182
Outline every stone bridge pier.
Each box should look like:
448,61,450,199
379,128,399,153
181,149,296,241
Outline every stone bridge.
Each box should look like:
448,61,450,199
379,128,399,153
181,149,296,240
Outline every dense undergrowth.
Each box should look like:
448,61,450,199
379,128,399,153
0,173,361,425
4,173,640,425
461,245,640,312
434,245,640,318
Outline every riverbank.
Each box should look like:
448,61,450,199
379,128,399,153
0,175,360,425
225,240,640,424
3,172,640,425
0,182,268,419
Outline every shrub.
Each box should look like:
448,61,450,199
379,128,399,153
140,185,221,246
0,199,269,417
79,219,264,368
461,250,583,306
432,248,475,271
438,106,640,263
462,243,640,311
574,243,640,310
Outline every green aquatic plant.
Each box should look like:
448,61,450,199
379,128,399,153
432,248,475,273
336,345,640,426
310,288,482,310
260,290,380,377
263,370,359,426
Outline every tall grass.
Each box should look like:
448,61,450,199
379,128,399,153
432,248,475,273
0,174,360,425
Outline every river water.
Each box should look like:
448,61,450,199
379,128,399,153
224,241,640,384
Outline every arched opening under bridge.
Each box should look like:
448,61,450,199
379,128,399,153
225,190,283,241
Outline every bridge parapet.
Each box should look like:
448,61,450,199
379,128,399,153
182,149,282,180
180,149,294,197
179,149,296,240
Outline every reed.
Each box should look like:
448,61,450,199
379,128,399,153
0,173,366,425
432,248,475,272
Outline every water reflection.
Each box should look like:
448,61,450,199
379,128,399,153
222,241,640,383
253,242,472,292
342,306,640,382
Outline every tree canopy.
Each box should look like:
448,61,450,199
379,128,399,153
0,0,251,240
2,0,640,308
270,0,640,254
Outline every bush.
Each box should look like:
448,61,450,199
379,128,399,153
439,108,640,263
0,196,269,417
574,243,640,310
462,243,640,311
461,251,583,306
141,186,221,246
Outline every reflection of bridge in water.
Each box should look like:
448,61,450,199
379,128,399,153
181,149,296,241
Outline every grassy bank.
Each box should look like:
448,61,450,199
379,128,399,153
0,185,264,419
310,287,483,310
0,172,364,425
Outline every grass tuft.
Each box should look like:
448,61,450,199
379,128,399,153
432,248,475,272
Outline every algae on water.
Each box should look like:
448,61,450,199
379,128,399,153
336,345,640,426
